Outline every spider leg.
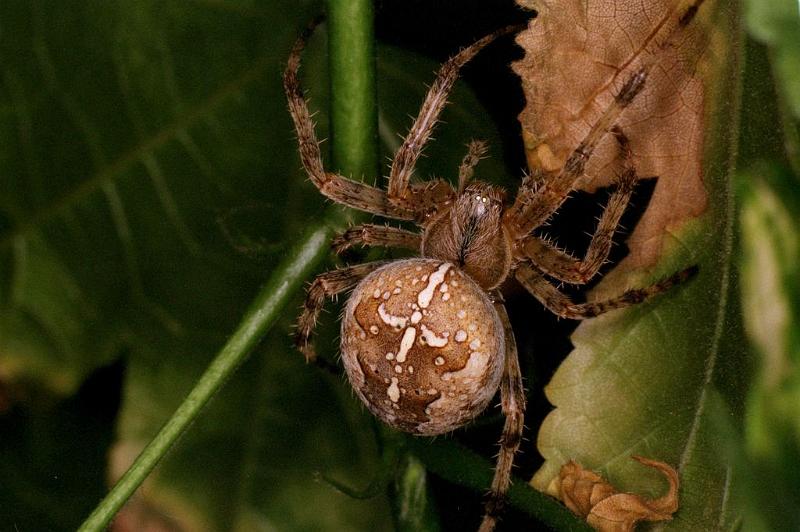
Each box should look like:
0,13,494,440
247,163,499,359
458,140,489,193
515,262,697,319
479,303,525,532
505,69,646,238
330,224,421,254
504,0,706,238
387,25,521,207
295,261,387,363
516,128,640,285
284,19,415,221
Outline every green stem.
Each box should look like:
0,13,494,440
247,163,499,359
406,437,593,531
327,0,378,177
79,5,378,530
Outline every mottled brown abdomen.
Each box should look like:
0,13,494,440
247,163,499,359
341,258,504,435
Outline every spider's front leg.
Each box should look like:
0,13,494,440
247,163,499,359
294,261,386,364
504,0,706,238
386,26,520,216
479,302,525,532
515,128,640,285
284,20,415,221
504,67,648,238
515,262,697,319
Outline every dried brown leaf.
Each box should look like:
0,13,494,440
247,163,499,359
513,0,717,271
548,456,679,532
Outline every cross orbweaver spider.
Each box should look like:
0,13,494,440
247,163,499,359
284,7,700,531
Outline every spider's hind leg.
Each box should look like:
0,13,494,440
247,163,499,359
294,261,386,364
479,302,525,532
515,263,697,319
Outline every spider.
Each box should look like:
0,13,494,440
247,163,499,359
284,5,700,531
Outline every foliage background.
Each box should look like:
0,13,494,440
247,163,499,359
0,0,797,530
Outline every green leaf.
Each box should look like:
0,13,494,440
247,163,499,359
739,163,800,531
0,0,325,393
0,1,514,529
1,1,350,527
530,3,749,530
743,0,800,172
744,0,800,120
391,453,442,532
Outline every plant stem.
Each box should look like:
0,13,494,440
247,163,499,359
327,0,378,177
406,437,593,531
78,4,378,530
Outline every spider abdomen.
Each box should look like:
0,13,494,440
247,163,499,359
341,258,505,435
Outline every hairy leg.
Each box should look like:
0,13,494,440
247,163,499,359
515,263,697,319
479,303,525,532
331,224,421,254
387,25,521,204
284,19,415,220
504,0,707,238
517,129,641,285
295,261,386,363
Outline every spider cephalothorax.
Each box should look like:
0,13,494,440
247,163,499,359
422,182,511,289
285,5,703,530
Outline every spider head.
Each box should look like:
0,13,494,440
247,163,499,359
421,182,511,290
459,183,505,218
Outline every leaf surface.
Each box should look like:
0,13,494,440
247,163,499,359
738,163,800,532
518,1,749,530
0,1,512,528
515,0,719,271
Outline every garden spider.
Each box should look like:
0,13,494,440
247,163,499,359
285,4,701,530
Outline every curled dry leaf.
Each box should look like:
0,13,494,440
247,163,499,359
513,0,715,271
548,456,679,532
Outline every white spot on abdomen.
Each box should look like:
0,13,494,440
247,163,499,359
378,303,408,329
396,327,416,363
388,378,400,402
420,324,449,347
417,263,451,309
